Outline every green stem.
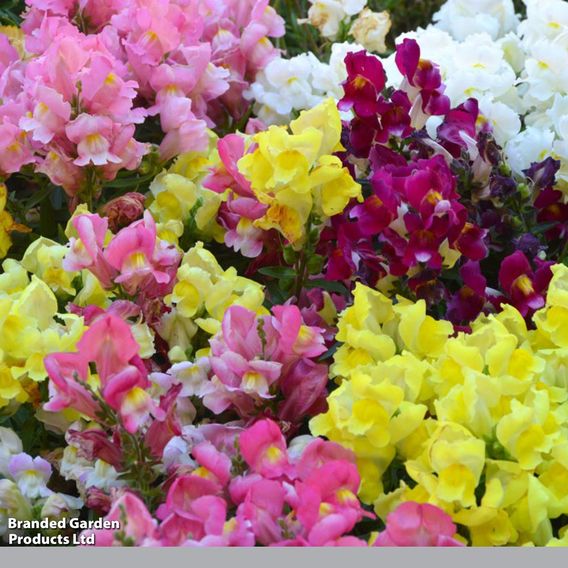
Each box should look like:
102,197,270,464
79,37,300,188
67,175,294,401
293,248,308,301
293,216,314,301
81,167,100,211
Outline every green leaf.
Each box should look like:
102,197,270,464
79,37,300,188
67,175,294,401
258,266,296,279
305,278,349,295
102,172,156,189
25,184,53,210
264,281,289,307
318,341,339,362
531,222,558,234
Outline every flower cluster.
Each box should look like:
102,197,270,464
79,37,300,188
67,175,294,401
389,0,568,186
0,428,83,533
155,303,328,428
1,0,568,550
1,20,147,197
161,242,265,360
0,257,85,409
312,263,568,546
74,417,464,547
236,98,361,248
82,419,372,546
246,42,364,125
0,0,285,203
302,0,391,53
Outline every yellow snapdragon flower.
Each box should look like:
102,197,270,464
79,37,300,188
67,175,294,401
0,261,85,409
313,265,568,545
0,183,30,260
162,242,265,360
237,99,362,247
21,237,77,296
148,146,224,246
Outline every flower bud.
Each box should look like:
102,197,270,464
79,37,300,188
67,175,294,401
101,192,145,232
349,9,391,54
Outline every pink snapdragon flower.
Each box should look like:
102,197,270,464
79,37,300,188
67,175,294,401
45,314,163,433
159,488,254,547
153,95,209,161
0,121,35,175
104,211,181,296
64,212,116,287
203,133,270,257
64,211,180,298
0,33,18,75
203,304,327,423
218,196,267,258
66,114,121,167
44,351,102,419
203,134,253,197
295,461,370,539
239,419,291,479
374,502,463,547
230,477,286,545
2,29,147,194
77,311,140,380
82,492,159,546
85,420,370,547
19,84,71,144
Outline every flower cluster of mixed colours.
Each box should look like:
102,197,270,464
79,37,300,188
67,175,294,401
1,0,568,548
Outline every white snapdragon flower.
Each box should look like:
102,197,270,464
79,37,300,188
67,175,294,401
518,0,568,49
247,42,367,125
443,34,517,103
546,94,568,140
433,0,519,41
523,40,568,104
477,98,521,146
41,493,83,519
7,453,52,500
498,31,526,74
246,53,321,124
505,127,555,174
305,0,366,39
83,459,124,491
0,479,33,537
162,436,197,470
59,444,92,483
153,357,212,398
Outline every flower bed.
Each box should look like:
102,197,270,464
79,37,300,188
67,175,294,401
0,0,567,548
